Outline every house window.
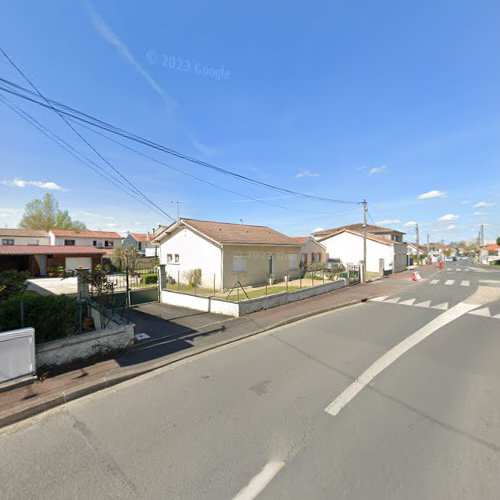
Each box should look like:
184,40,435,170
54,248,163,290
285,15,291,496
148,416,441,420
288,254,298,270
175,254,180,263
233,255,246,273
27,239,39,246
138,242,142,251
104,240,114,248
1,239,14,246
167,254,173,262
93,240,97,246
64,239,75,246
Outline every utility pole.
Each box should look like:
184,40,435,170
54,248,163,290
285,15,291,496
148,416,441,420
169,201,181,220
480,224,484,247
362,199,367,283
416,223,420,260
426,233,430,255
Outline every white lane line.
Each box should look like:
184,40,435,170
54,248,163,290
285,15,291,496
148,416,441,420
399,298,416,305
233,461,285,500
468,307,491,317
457,268,462,271
432,302,448,310
430,279,440,285
384,297,401,303
414,300,431,308
324,302,479,416
461,280,470,287
370,296,388,302
444,280,455,285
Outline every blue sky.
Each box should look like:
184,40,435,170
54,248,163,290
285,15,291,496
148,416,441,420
0,0,499,242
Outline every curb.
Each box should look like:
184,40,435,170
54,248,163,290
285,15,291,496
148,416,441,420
0,297,366,430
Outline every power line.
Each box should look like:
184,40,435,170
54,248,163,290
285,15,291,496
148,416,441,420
74,119,354,216
0,74,361,206
0,49,174,222
0,94,171,219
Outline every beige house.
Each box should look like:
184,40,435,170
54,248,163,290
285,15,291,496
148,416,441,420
0,228,50,246
48,229,122,249
152,218,302,290
290,236,326,269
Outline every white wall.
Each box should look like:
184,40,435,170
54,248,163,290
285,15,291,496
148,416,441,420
320,231,397,273
0,235,50,246
50,233,122,248
159,227,222,289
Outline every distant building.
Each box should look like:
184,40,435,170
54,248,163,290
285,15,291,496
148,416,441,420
48,229,122,249
289,236,326,269
122,232,157,256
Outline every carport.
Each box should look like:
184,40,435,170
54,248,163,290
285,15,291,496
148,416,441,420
0,245,107,276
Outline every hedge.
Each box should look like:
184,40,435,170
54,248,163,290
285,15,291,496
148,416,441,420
140,273,158,285
0,294,79,344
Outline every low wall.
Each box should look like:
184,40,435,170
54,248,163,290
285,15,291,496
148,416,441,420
36,318,134,367
160,279,347,317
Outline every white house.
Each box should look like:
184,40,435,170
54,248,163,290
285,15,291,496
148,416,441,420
0,228,50,246
49,229,122,249
313,223,407,274
122,232,157,257
289,236,326,269
152,218,302,290
480,243,500,264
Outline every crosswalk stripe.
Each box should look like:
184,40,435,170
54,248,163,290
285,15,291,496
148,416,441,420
494,314,500,319
371,296,388,302
430,279,439,285
460,280,470,286
468,307,491,317
384,297,401,303
444,280,454,285
415,300,431,308
432,303,449,310
457,268,462,271
399,298,416,305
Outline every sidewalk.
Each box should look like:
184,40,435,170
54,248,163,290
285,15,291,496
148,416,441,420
0,271,414,428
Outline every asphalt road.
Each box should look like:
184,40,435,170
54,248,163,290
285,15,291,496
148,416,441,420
1,260,500,499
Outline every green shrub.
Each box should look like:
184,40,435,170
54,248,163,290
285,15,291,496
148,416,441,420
0,270,29,300
140,273,158,285
0,294,79,344
184,268,202,287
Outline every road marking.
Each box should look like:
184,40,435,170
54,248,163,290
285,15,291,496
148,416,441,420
468,307,491,317
480,280,500,284
461,280,470,287
384,297,401,303
444,280,454,285
414,300,431,308
430,279,440,285
399,298,416,305
325,302,479,416
432,302,448,310
494,314,500,319
457,268,462,271
233,461,285,500
371,296,388,302
134,333,150,341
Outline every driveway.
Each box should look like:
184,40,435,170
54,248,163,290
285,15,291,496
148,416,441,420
125,302,231,342
27,277,78,295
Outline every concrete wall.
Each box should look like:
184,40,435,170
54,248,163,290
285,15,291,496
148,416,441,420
159,227,223,290
161,280,347,317
36,322,134,367
320,232,407,273
222,245,302,289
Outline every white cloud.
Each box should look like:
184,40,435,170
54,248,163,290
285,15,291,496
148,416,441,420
0,178,65,190
312,226,324,233
296,170,320,178
473,211,486,216
106,223,118,228
85,3,175,109
376,219,400,225
445,224,456,230
368,165,388,176
438,213,460,222
417,190,446,200
473,201,496,208
403,221,418,227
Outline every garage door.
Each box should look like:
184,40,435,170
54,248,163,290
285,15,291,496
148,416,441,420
65,257,92,271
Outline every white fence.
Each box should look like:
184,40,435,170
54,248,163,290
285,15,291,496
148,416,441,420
161,279,347,317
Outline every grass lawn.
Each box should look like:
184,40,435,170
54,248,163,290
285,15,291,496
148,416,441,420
165,284,214,296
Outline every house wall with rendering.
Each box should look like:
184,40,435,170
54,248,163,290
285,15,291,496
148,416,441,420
300,239,326,267
158,227,223,289
319,231,407,273
222,245,301,288
49,232,122,249
0,235,50,246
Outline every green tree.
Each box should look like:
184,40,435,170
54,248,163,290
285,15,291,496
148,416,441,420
19,193,87,231
497,236,500,246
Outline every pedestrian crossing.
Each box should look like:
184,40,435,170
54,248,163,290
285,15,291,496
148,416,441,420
428,279,471,287
370,296,500,319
